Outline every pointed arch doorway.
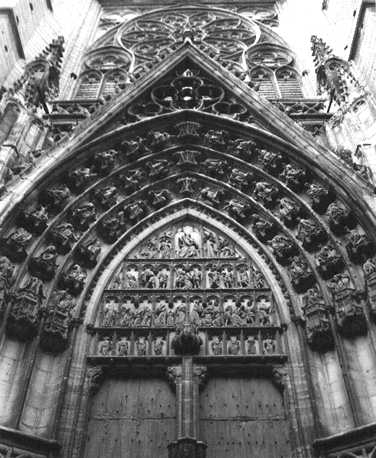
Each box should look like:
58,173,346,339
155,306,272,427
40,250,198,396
83,210,293,458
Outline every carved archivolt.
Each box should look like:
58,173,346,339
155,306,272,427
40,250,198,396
0,117,374,355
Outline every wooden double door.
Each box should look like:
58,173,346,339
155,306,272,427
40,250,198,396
83,374,292,458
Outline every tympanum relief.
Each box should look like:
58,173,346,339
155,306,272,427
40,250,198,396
90,222,282,359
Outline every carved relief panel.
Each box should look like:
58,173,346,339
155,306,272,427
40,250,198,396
90,221,283,360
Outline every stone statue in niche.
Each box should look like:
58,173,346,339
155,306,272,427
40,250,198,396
6,276,44,341
157,267,170,289
18,205,48,235
92,185,118,209
316,244,344,280
306,183,335,214
138,237,158,259
177,176,197,196
141,307,152,327
140,266,157,288
246,336,257,354
237,265,251,287
102,297,119,326
203,228,218,257
230,138,257,160
210,336,222,355
221,266,235,288
363,258,376,321
118,168,145,193
256,296,273,325
147,159,170,179
277,197,301,228
70,202,96,231
136,336,148,355
259,150,285,176
271,235,298,265
39,184,71,211
229,168,253,191
0,227,32,262
204,129,227,148
98,212,123,244
116,337,129,356
326,202,355,235
92,149,117,175
253,266,267,289
174,300,187,326
0,256,14,314
67,167,97,192
224,303,245,327
228,336,241,355
217,236,237,258
200,186,225,207
280,163,306,192
118,300,134,327
263,337,276,354
289,256,315,294
158,231,173,258
154,300,168,326
48,222,78,255
133,304,144,327
59,264,87,296
207,264,222,289
239,297,256,325
201,158,228,179
121,137,150,158
327,273,367,337
98,336,112,356
296,218,327,252
303,287,333,352
153,336,165,355
123,267,138,289
224,199,251,222
176,226,201,258
253,181,279,208
123,200,147,222
147,131,171,151
346,230,374,264
40,290,76,353
251,214,277,242
29,245,58,281
148,189,171,209
175,266,190,289
75,238,101,268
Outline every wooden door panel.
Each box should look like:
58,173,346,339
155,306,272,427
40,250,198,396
84,378,176,458
200,377,292,458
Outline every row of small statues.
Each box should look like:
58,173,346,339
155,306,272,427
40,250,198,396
96,334,277,356
101,297,274,328
133,226,239,259
109,264,266,290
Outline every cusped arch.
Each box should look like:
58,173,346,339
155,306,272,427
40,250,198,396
84,204,292,326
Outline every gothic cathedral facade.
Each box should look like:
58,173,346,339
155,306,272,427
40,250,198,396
1,1,376,457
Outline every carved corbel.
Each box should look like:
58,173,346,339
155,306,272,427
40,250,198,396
87,365,105,396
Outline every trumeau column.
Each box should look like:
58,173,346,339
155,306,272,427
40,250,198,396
166,321,207,458
167,360,207,458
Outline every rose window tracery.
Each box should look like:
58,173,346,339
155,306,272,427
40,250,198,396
119,10,258,69
92,222,281,359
